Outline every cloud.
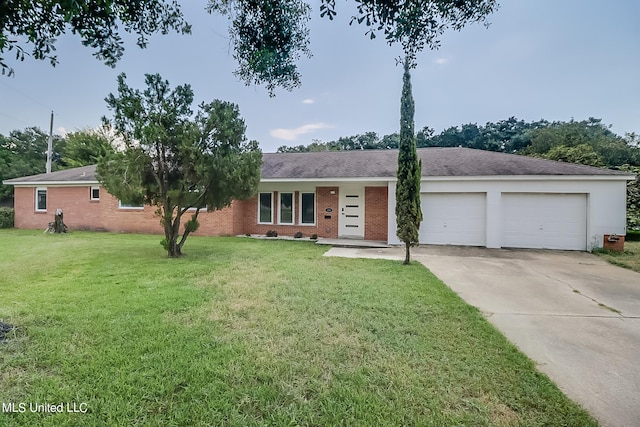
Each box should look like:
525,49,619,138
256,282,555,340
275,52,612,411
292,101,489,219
434,58,449,65
270,122,331,141
302,98,315,104
56,127,68,137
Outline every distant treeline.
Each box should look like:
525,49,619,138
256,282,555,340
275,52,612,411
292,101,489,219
277,117,640,168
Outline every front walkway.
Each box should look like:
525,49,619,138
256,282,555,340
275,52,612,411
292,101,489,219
324,245,640,427
315,238,389,248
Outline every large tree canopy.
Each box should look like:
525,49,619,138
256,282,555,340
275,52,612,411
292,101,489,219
60,128,116,169
0,1,190,75
2,0,497,91
97,73,262,257
0,127,64,203
210,0,497,93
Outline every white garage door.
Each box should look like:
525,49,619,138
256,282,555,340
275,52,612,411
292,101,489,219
420,193,486,246
502,193,587,250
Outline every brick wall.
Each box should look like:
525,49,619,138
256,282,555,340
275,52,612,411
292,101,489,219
603,234,625,252
242,187,339,238
13,186,102,230
12,184,389,242
98,193,239,236
13,185,240,236
364,186,388,241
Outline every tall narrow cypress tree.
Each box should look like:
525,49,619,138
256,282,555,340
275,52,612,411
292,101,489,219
396,58,422,265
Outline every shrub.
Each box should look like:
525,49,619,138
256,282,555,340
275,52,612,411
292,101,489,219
310,233,318,240
294,231,303,238
0,208,14,228
626,230,640,242
266,230,278,237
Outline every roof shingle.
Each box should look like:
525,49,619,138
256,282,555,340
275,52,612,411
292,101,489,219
3,148,630,185
261,148,629,178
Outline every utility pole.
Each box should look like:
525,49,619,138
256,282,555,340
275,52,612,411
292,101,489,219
46,111,53,173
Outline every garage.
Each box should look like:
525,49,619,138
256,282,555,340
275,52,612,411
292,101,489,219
420,193,486,246
501,193,587,250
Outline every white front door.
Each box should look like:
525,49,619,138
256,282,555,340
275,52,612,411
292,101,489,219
339,186,365,238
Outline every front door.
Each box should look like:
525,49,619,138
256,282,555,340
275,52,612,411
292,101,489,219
339,186,364,238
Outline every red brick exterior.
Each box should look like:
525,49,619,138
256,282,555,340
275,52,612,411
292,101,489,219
603,234,625,252
241,187,340,239
364,186,388,241
12,184,389,241
14,186,103,230
13,185,237,236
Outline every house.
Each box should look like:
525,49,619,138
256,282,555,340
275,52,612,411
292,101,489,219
3,148,635,251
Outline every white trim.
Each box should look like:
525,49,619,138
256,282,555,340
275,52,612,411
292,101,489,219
7,181,100,186
299,192,316,226
277,192,294,225
257,192,273,224
35,187,47,212
419,175,635,182
118,200,144,210
261,177,391,183
90,186,100,201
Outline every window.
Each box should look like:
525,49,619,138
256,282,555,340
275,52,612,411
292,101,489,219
35,187,47,212
278,192,294,224
300,192,315,225
118,200,144,210
90,186,100,201
258,192,273,223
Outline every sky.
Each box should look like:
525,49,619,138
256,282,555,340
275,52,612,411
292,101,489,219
0,1,639,153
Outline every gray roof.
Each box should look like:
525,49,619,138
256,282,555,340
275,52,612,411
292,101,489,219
3,165,98,184
262,148,630,179
2,148,630,185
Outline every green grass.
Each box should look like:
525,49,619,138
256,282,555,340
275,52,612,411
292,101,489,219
594,241,640,272
0,230,596,426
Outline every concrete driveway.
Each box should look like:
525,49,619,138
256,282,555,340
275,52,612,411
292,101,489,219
325,245,640,427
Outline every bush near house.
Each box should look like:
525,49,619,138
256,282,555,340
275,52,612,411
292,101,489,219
625,230,640,241
0,207,13,228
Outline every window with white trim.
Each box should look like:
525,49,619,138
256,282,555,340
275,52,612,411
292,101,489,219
258,192,273,224
35,187,47,212
90,186,100,201
278,192,294,224
300,192,315,225
118,200,144,209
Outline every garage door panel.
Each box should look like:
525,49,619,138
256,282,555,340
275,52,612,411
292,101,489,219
420,193,486,246
502,193,586,250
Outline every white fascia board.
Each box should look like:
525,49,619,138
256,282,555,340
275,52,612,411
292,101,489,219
411,175,635,182
260,177,391,183
7,181,100,187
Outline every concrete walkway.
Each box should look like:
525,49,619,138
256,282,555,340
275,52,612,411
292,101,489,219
324,245,640,427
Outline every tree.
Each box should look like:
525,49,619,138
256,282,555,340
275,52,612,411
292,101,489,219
540,144,605,167
395,59,422,265
60,128,116,169
97,73,262,257
617,165,640,231
211,0,497,93
3,1,497,93
0,1,190,75
0,127,64,204
524,118,637,167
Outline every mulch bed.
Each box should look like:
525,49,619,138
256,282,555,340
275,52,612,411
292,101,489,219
0,321,15,342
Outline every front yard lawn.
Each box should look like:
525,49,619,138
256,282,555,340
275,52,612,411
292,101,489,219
595,240,640,272
0,230,596,426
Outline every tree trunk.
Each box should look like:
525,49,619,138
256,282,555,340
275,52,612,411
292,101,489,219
404,241,411,265
46,208,67,233
163,208,183,257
